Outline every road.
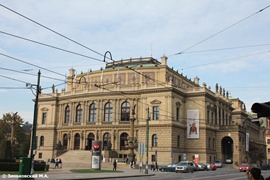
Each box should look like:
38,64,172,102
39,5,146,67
113,165,270,180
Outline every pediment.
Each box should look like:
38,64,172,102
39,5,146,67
150,100,161,104
41,107,49,111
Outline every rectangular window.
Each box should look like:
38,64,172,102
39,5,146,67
267,139,270,144
176,107,180,121
268,148,270,153
153,106,159,120
38,153,42,158
42,112,47,124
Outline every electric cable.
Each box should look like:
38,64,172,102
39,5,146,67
0,30,104,62
174,4,270,55
0,52,65,77
0,4,107,59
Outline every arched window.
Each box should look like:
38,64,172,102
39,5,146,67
177,135,180,147
152,134,158,147
121,101,130,121
76,104,83,123
120,133,128,150
64,106,70,124
40,136,44,146
89,103,96,122
74,133,80,150
103,133,111,150
104,102,113,122
87,133,95,150
63,134,68,150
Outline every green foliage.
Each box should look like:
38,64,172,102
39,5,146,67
0,112,30,159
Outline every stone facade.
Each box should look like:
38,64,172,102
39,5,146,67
35,56,266,165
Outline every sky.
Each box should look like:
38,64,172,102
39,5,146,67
0,0,270,123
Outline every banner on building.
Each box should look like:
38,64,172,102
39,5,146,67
246,133,249,152
187,109,199,138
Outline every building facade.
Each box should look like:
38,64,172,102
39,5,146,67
35,56,266,165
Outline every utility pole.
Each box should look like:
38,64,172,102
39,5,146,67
145,107,150,174
30,70,41,174
128,105,136,164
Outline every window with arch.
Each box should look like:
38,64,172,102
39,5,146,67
87,133,95,150
103,133,111,150
89,103,96,122
177,135,180,147
63,134,68,150
40,136,44,146
121,101,130,121
120,132,128,150
152,134,158,147
104,102,113,122
64,106,70,124
76,104,83,123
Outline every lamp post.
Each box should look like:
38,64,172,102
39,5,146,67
128,105,136,164
30,70,41,174
145,107,150,174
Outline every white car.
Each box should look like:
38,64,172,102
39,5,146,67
214,160,222,168
175,161,195,173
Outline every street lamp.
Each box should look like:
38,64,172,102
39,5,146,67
30,70,41,174
145,107,150,174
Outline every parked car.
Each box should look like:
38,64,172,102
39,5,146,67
211,163,217,171
175,161,194,173
225,158,233,164
214,160,222,168
205,163,216,171
239,163,249,172
197,163,207,171
159,163,178,172
260,164,270,170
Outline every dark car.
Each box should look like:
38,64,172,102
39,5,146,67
159,163,178,172
239,163,249,172
260,164,270,170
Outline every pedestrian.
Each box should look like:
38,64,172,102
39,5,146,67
247,167,264,180
113,159,117,171
55,158,59,169
155,161,158,172
58,159,62,169
139,162,143,172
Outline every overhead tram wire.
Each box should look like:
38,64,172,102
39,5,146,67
173,4,270,55
180,49,270,70
177,43,270,54
0,4,107,60
0,87,28,89
0,31,104,62
0,67,66,82
0,74,30,85
0,52,65,77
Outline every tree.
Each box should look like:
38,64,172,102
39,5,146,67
0,112,30,159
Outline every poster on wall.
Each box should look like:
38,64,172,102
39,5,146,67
187,109,199,138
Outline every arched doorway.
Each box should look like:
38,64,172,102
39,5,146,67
221,136,233,163
63,134,68,150
74,133,80,150
120,132,128,150
86,133,95,150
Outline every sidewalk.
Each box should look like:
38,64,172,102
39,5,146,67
44,166,156,180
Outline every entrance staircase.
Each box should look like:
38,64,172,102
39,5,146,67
57,150,92,167
56,150,131,169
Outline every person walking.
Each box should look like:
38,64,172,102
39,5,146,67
113,159,117,171
139,162,143,173
58,159,62,169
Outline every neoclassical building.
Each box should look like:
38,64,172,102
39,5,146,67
35,56,266,165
